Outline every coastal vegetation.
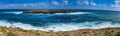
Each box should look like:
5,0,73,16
0,26,120,36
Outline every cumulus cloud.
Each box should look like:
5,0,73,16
0,0,116,9
111,0,120,8
83,0,89,5
90,2,96,6
23,4,27,7
82,0,97,6
0,2,50,9
77,0,82,4
40,2,49,7
63,0,69,5
52,1,59,5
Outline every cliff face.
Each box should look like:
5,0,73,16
0,26,120,36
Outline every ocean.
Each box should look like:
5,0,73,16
0,10,120,31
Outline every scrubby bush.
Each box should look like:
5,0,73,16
115,32,120,36
7,32,17,36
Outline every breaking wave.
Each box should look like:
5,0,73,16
0,11,120,32
54,12,91,15
0,20,120,32
2,11,23,14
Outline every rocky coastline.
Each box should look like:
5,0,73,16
0,26,120,36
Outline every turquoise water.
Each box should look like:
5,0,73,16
0,10,120,31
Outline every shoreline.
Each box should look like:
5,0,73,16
0,26,120,36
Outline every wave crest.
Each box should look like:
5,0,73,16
0,20,120,32
2,11,23,14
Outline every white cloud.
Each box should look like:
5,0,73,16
7,4,15,7
63,0,69,5
23,4,27,7
52,1,59,5
111,0,120,8
77,0,82,4
90,2,96,6
0,2,50,9
83,0,89,5
0,0,115,9
77,0,96,6
40,2,49,7
29,4,35,6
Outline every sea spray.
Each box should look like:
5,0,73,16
2,11,23,14
0,20,120,32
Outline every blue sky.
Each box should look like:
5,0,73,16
0,0,120,10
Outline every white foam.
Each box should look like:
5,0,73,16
0,20,120,32
3,11,23,14
54,12,91,15
45,22,120,31
68,12,91,14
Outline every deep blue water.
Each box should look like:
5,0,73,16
0,10,120,31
